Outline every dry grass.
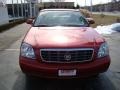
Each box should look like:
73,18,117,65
91,14,120,28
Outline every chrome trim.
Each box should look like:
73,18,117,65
40,48,93,51
40,48,94,63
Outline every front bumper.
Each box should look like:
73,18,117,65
19,56,110,78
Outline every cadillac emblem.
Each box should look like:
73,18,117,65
64,54,71,61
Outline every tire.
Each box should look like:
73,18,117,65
25,74,35,81
92,74,100,78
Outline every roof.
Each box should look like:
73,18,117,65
40,9,80,12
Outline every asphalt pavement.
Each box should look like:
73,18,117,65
0,23,120,90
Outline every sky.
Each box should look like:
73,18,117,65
2,0,110,6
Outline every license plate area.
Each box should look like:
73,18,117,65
58,70,76,76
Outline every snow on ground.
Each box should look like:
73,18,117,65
94,25,116,35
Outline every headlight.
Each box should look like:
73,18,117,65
20,42,36,59
98,42,109,58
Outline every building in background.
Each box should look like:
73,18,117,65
0,1,9,25
0,1,75,25
7,2,75,19
7,3,38,19
38,2,74,9
7,3,29,18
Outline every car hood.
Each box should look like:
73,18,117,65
24,27,105,48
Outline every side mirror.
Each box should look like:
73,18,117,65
86,18,95,24
26,19,33,25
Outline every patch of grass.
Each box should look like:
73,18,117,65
0,19,25,33
91,14,120,28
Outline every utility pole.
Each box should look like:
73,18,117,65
85,0,86,8
90,0,93,12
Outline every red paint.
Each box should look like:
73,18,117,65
19,10,110,78
24,27,105,48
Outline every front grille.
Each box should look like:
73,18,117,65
40,48,94,63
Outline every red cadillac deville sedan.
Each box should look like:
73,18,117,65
19,9,110,78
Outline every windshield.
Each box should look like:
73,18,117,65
34,10,89,27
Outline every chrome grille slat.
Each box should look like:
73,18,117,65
40,48,94,63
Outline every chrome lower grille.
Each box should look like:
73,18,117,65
40,48,94,63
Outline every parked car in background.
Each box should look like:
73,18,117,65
19,9,110,78
111,23,120,32
95,23,120,35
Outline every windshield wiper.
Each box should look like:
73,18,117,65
60,24,89,27
34,24,51,27
60,24,81,27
